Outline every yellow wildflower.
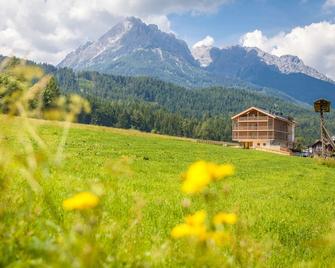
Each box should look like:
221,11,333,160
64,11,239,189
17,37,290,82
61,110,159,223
210,164,235,180
182,161,212,194
207,231,230,245
63,192,99,211
185,210,206,226
171,211,236,244
171,223,192,238
190,225,208,241
213,212,237,225
171,210,208,240
171,224,207,240
181,161,235,194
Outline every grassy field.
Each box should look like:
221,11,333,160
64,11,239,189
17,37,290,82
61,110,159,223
2,117,335,267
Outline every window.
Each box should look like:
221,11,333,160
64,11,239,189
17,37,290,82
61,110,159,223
257,143,260,146
263,143,266,146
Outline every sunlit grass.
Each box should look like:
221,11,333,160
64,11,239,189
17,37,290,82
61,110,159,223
2,116,335,266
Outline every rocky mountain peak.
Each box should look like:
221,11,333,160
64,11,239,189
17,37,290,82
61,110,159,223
57,18,335,100
244,47,333,83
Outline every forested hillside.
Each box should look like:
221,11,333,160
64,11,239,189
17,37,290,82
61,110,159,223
2,59,330,145
41,66,335,146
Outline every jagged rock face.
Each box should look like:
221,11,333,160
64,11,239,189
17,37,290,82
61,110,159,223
58,17,212,87
206,46,335,103
244,47,333,83
58,17,335,104
192,45,333,83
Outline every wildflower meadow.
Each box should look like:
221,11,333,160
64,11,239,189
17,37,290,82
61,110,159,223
1,60,335,267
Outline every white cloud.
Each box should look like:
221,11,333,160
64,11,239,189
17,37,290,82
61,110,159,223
192,36,215,48
0,0,229,65
323,0,335,8
240,22,335,80
142,15,172,33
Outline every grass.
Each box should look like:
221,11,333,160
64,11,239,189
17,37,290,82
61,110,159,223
2,117,335,267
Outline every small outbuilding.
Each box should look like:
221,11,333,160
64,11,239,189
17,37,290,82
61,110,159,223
309,138,335,156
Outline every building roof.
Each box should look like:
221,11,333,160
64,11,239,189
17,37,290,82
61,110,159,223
310,138,335,148
231,106,295,124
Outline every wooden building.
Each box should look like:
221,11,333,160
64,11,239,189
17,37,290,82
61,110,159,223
231,107,295,151
309,138,335,156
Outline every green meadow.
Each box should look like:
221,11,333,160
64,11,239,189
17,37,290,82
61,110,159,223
2,117,335,267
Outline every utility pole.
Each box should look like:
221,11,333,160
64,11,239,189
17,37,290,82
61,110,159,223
314,99,334,158
320,108,325,157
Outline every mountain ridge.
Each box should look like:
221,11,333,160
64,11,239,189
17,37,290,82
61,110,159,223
58,17,213,87
58,17,335,104
191,44,333,83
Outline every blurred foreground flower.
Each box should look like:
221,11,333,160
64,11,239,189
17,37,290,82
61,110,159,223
171,210,207,240
63,192,99,211
213,212,237,225
182,161,234,194
207,231,231,246
171,210,235,245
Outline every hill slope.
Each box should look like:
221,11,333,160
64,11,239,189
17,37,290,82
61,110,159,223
1,56,333,145
51,68,335,145
2,116,335,267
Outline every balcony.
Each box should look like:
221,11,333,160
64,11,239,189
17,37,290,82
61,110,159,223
233,126,272,131
238,116,268,122
232,133,275,140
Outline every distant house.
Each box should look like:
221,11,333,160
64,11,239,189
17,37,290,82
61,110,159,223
231,107,296,151
309,137,335,156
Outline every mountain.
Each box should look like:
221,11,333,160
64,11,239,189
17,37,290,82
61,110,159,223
58,17,335,104
58,17,214,87
192,45,333,83
245,47,333,83
205,46,335,104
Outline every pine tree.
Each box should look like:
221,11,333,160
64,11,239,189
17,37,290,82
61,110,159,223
43,77,60,109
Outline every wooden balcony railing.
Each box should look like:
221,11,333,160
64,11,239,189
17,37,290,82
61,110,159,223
233,126,272,131
238,116,268,121
232,134,275,140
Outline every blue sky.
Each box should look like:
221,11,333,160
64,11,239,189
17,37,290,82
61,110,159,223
1,0,335,78
170,0,334,47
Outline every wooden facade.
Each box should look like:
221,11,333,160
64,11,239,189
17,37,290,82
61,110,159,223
309,139,335,156
231,107,295,151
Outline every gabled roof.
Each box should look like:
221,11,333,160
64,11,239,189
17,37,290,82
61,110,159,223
310,138,335,147
231,106,295,124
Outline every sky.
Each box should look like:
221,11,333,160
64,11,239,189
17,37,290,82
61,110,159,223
0,0,335,79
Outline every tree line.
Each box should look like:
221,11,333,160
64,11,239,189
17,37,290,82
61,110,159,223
79,97,232,141
48,68,334,145
2,58,333,146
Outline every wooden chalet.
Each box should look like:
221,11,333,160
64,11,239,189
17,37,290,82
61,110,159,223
231,107,295,152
